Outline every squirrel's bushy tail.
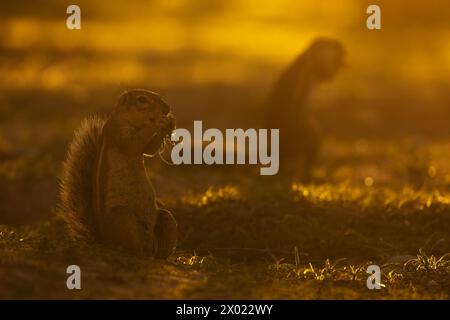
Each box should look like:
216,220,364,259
58,115,107,241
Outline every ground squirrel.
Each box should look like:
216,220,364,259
266,38,345,179
59,89,177,258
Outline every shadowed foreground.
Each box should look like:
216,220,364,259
1,138,449,299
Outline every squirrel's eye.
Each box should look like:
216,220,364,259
137,96,149,104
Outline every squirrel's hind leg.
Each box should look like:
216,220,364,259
100,206,152,254
154,209,178,259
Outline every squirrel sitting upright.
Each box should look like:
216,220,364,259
265,38,345,180
59,89,177,258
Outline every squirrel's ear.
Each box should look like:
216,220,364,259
116,91,131,111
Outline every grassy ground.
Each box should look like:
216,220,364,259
1,129,449,299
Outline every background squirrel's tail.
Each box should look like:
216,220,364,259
58,115,107,241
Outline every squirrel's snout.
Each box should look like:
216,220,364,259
161,103,170,115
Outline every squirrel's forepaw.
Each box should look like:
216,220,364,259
158,113,176,138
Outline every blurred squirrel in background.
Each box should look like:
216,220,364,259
266,38,345,180
59,89,177,258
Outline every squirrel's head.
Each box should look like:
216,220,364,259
115,89,170,115
303,38,346,81
107,89,176,156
